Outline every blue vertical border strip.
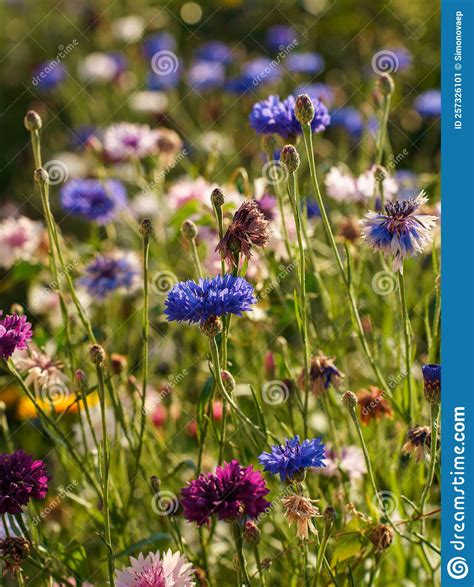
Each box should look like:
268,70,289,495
442,0,474,584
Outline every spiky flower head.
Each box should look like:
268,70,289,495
78,251,141,300
361,192,437,272
0,537,31,575
114,549,195,586
216,200,270,265
165,275,256,325
181,460,271,526
258,435,326,482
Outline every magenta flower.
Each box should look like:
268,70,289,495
115,549,195,586
0,313,33,360
181,460,271,526
0,450,50,514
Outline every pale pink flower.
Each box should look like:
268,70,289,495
325,167,358,202
13,346,67,395
166,177,217,210
0,216,44,269
115,549,195,586
103,123,159,161
356,168,398,202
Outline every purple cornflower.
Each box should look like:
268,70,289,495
0,450,49,514
187,60,225,92
387,47,412,71
195,41,233,65
181,460,271,526
286,52,324,74
361,192,437,272
249,94,330,138
78,251,141,300
256,194,278,221
330,107,364,138
265,25,298,52
33,62,66,91
258,435,326,482
0,313,33,360
60,179,127,224
414,89,441,118
102,123,159,161
164,275,256,324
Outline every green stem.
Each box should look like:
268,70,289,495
301,124,406,420
419,404,440,514
398,271,413,422
190,237,203,278
232,522,251,586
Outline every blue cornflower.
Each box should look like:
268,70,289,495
387,47,412,71
147,66,181,91
195,41,233,65
258,436,326,482
60,179,127,224
414,89,441,118
78,251,141,300
33,62,66,91
265,25,298,52
249,94,330,138
142,32,176,60
164,275,256,324
286,52,324,74
187,60,225,92
361,192,437,272
226,58,282,93
296,83,334,107
330,107,364,138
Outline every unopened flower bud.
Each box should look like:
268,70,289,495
24,110,42,132
34,168,49,185
211,188,225,208
323,506,336,527
139,218,153,240
150,475,161,494
181,219,198,240
280,144,300,173
200,315,223,337
378,73,395,97
74,369,88,392
89,344,105,365
422,364,441,405
342,390,358,410
9,303,24,315
243,521,261,546
221,370,236,393
294,94,315,125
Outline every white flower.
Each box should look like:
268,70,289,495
356,168,398,202
103,123,159,161
0,216,44,269
129,91,168,114
111,15,145,43
325,167,358,202
115,549,195,586
13,346,67,395
78,53,121,83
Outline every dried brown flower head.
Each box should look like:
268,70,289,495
282,494,320,540
298,353,344,396
368,524,394,550
402,426,432,461
216,200,270,266
357,386,393,425
0,537,31,575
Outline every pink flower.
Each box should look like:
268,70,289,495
166,177,217,210
0,216,44,269
102,123,159,162
115,549,195,586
